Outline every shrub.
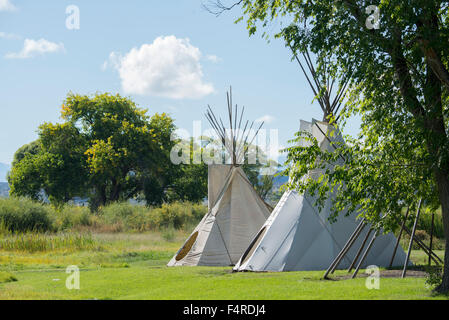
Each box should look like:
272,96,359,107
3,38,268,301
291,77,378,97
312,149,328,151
414,230,430,242
425,265,443,289
99,201,207,232
149,201,207,230
53,205,93,230
100,202,150,231
0,198,207,234
418,211,445,239
404,209,445,240
191,202,208,221
401,232,445,250
0,198,54,233
151,202,190,229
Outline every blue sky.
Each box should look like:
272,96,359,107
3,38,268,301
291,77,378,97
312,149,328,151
0,0,361,165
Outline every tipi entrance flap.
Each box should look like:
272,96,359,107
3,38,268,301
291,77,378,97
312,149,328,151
240,226,268,266
175,231,199,261
236,191,306,271
235,189,293,270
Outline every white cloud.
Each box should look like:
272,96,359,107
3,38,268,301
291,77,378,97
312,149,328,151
0,31,19,39
255,115,276,124
206,54,221,63
102,52,121,71
106,35,215,99
0,0,16,11
5,38,65,59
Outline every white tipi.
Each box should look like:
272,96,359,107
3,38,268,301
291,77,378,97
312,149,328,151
235,49,408,272
233,119,408,272
168,89,272,267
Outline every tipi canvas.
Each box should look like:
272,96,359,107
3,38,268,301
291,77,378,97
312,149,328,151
233,119,408,272
167,164,271,266
168,88,272,267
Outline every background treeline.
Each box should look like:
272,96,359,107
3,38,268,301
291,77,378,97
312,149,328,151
7,92,279,211
7,93,208,209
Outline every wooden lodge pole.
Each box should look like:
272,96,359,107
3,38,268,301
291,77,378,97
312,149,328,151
428,212,435,266
351,230,379,279
348,228,372,272
323,219,365,279
402,199,422,278
392,215,442,264
388,207,410,269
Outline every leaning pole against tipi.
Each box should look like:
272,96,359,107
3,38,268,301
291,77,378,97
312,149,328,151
233,49,408,272
167,88,272,267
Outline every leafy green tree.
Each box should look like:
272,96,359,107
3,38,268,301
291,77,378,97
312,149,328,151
8,141,44,200
243,160,279,203
62,93,177,208
171,162,208,203
9,152,46,201
39,122,88,205
11,140,41,167
9,93,180,209
9,123,87,206
141,113,183,205
225,0,449,292
163,137,208,204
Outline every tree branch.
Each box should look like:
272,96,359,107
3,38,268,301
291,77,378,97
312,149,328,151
391,31,426,118
202,0,243,16
418,40,449,91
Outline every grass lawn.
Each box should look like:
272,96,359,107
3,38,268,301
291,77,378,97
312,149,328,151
0,231,447,300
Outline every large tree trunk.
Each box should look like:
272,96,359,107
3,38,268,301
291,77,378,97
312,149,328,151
392,37,449,293
423,9,449,293
425,65,449,293
109,178,122,202
433,169,449,293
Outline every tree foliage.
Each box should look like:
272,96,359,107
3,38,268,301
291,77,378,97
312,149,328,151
231,0,449,292
9,93,207,208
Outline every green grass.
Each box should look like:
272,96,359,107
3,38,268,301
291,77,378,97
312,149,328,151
0,271,17,284
0,231,447,300
1,266,443,300
408,249,445,265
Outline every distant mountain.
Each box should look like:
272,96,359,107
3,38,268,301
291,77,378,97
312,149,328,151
0,163,10,183
272,174,288,190
0,182,9,198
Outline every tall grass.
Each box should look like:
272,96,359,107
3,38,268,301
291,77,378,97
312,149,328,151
0,198,207,234
0,231,100,253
